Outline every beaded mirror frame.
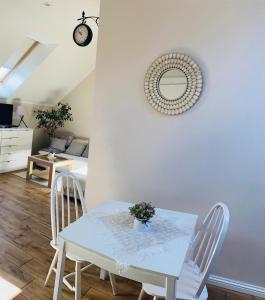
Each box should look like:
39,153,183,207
144,53,203,115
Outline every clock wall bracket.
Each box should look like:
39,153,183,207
77,11,99,27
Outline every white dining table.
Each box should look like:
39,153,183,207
53,200,198,300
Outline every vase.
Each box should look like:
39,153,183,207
133,219,150,232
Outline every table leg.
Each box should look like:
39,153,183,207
26,159,33,180
53,239,66,300
166,277,176,300
100,269,107,280
109,273,118,295
75,262,81,300
48,165,55,188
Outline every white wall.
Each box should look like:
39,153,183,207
59,72,95,138
87,0,265,288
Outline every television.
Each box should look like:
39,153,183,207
0,103,13,127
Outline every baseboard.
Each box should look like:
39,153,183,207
208,275,265,298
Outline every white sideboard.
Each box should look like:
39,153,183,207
0,128,33,173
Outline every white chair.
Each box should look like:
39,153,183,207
138,203,230,300
44,171,117,299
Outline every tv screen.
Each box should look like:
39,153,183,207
0,103,13,126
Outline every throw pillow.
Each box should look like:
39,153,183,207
65,140,86,156
65,135,74,147
55,134,74,147
82,144,89,158
50,137,67,152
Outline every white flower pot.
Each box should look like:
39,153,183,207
48,153,56,161
133,219,150,232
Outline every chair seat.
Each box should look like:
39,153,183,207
142,261,208,300
50,240,86,262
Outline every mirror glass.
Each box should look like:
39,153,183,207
159,69,187,100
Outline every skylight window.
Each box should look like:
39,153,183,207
0,41,39,84
0,38,55,98
0,67,10,81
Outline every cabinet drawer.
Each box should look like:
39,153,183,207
0,145,30,154
0,160,27,173
1,136,32,146
0,161,13,172
1,130,31,138
0,151,30,162
1,131,20,138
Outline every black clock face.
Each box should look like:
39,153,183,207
73,24,93,47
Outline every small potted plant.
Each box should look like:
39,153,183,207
129,202,156,232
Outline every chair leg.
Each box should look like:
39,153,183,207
53,239,66,300
75,262,81,300
138,288,146,300
109,273,118,296
44,250,58,286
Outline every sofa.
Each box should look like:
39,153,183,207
38,135,89,192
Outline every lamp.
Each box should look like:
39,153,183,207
16,105,28,128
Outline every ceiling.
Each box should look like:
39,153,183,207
0,0,100,104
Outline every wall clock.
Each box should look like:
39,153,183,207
73,11,99,47
73,23,93,47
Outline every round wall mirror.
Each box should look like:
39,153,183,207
144,53,203,115
159,69,188,100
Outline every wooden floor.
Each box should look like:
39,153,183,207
0,173,259,300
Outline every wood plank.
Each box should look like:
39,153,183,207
83,288,114,300
32,169,49,180
227,290,254,300
0,237,32,267
0,260,33,289
207,285,227,300
20,259,51,282
14,278,73,300
13,294,29,300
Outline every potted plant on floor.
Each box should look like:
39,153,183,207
129,202,156,232
34,102,73,137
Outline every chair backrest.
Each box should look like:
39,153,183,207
188,203,230,298
50,171,87,245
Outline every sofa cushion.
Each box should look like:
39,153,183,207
50,137,67,152
55,134,74,147
82,144,89,158
57,153,88,169
65,140,87,156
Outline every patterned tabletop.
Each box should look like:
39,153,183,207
60,200,198,277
